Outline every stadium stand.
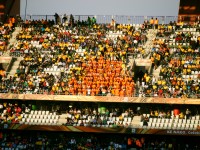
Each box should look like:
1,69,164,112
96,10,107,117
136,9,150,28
0,14,200,149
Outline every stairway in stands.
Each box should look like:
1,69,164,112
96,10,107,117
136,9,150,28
127,29,158,75
145,29,162,79
6,26,22,77
7,57,23,78
143,29,157,58
152,65,162,79
4,26,22,56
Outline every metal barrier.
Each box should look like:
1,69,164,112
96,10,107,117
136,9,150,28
10,51,24,57
21,15,179,24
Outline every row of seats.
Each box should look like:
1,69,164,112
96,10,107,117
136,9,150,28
140,114,200,130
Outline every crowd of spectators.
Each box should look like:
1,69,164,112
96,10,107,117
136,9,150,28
0,15,199,99
0,15,200,150
0,100,198,128
2,16,148,97
0,131,200,149
134,21,200,98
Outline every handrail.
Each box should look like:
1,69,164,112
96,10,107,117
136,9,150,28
20,15,180,24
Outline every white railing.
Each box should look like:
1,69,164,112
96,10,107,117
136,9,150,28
21,15,179,24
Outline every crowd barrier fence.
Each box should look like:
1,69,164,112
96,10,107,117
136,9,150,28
20,15,181,24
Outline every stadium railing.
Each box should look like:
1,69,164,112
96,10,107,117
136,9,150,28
20,15,179,24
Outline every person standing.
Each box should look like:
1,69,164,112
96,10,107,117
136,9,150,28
154,18,159,29
54,13,60,25
149,17,154,29
110,19,116,31
185,108,191,119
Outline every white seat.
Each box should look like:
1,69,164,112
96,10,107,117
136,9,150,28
161,119,165,123
186,119,191,124
165,119,169,123
160,123,164,128
173,123,177,129
34,111,38,115
163,123,168,129
116,117,119,121
151,122,156,128
30,118,34,123
139,121,143,127
147,122,152,127
153,118,157,123
38,111,42,115
157,118,161,123
46,111,49,115
24,114,28,118
177,123,181,129
51,115,55,119
53,119,58,124
194,124,198,129
41,119,46,124
127,117,132,122
174,118,179,123
185,124,190,129
191,120,195,124
155,123,160,128
194,120,198,124
169,119,173,123
168,123,172,129
22,118,26,123
181,123,186,129
112,117,116,121
30,110,34,114
189,124,194,129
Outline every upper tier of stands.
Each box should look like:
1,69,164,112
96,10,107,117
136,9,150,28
0,16,199,98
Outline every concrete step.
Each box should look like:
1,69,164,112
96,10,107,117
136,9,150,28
8,70,15,74
11,66,19,70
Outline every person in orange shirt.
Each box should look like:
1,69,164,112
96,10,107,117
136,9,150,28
91,88,96,96
111,88,115,96
154,18,159,29
82,88,87,96
95,88,100,95
119,89,125,97
126,86,133,97
114,88,120,96
77,88,82,95
127,138,133,148
149,17,154,29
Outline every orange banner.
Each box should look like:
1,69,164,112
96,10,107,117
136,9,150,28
0,93,198,104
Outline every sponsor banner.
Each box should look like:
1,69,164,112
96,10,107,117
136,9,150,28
0,93,198,104
1,124,200,136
